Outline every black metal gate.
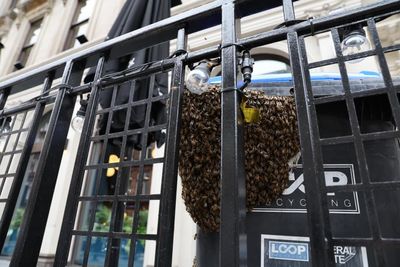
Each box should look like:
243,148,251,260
0,0,398,266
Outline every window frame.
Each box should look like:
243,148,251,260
14,18,43,70
63,0,94,51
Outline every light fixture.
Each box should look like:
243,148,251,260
71,95,89,132
239,50,254,90
186,61,212,95
340,25,371,63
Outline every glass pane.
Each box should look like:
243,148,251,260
77,0,96,22
26,19,43,46
252,59,290,75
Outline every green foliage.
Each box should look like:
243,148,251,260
93,204,111,232
10,208,24,230
138,210,148,234
93,204,149,234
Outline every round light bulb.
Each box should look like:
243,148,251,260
186,63,210,95
341,30,371,63
71,115,84,132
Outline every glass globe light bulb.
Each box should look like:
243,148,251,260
186,62,210,95
71,98,88,132
71,115,84,132
341,30,371,63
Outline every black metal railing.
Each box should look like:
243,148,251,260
0,0,398,266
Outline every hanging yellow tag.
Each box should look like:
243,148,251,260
240,99,260,123
107,154,120,177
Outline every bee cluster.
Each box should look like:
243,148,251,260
179,86,300,232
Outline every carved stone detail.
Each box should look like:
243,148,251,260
303,0,346,18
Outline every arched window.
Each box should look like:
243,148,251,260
251,54,290,75
212,53,290,77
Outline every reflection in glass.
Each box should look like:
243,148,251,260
1,111,51,256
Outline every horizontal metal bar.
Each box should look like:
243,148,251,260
96,94,169,115
91,124,167,141
72,231,158,240
320,130,400,145
0,95,56,117
78,194,161,201
314,95,345,105
325,181,400,193
0,150,24,156
0,129,29,136
84,157,164,170
68,83,92,96
308,50,376,69
0,174,14,178
100,59,176,87
332,238,400,246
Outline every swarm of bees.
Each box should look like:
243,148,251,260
179,85,300,232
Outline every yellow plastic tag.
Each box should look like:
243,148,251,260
240,99,260,123
107,154,120,177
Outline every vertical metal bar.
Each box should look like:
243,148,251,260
128,76,155,266
3,109,27,175
220,1,247,266
287,31,335,266
106,79,135,267
176,28,187,55
0,111,28,194
54,57,105,266
81,85,117,267
0,76,52,251
0,112,18,165
0,89,10,110
331,27,385,266
283,0,295,23
10,60,84,266
367,19,400,126
155,28,187,267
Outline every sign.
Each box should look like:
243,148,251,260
261,234,369,267
253,164,360,214
269,240,309,262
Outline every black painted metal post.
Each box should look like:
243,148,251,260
220,1,247,266
283,0,295,24
10,60,85,266
155,28,187,267
287,30,335,266
0,89,9,109
0,74,53,251
54,57,105,266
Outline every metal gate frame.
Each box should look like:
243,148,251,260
0,0,398,266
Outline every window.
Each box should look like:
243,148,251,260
14,18,43,70
70,143,156,266
1,112,51,256
251,54,290,75
64,0,95,50
9,0,18,10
